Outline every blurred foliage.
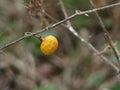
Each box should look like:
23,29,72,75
86,71,106,87
23,0,30,5
111,83,120,90
35,84,65,90
116,42,120,51
73,15,94,28
0,0,120,90
63,0,91,10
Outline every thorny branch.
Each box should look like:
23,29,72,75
0,2,120,72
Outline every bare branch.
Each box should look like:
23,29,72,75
43,11,68,28
89,0,120,71
0,2,120,51
104,33,120,70
0,1,119,72
59,0,78,36
59,0,119,72
95,42,117,56
89,0,110,34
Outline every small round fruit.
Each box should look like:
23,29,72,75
40,35,58,55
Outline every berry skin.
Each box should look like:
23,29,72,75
40,35,58,55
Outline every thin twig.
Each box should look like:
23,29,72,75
0,1,119,72
43,11,68,28
89,0,110,34
89,0,120,71
59,0,119,72
95,42,117,56
59,0,68,19
44,4,117,72
59,0,78,36
83,38,119,72
104,33,120,70
0,2,120,50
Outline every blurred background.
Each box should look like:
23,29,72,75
0,0,120,90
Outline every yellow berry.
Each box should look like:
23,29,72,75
40,35,58,55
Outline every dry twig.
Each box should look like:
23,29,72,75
0,2,120,72
0,2,120,50
89,0,120,71
59,0,119,72
104,33,120,70
89,0,109,34
95,42,117,56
